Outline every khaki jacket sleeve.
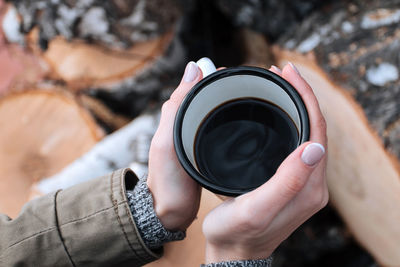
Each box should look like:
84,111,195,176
0,168,162,267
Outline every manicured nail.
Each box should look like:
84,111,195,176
196,57,217,78
271,65,282,75
183,61,200,82
301,143,325,166
288,62,301,75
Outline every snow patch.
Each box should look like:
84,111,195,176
341,21,354,33
55,5,80,38
58,5,79,25
285,39,296,50
297,33,320,53
37,113,159,193
361,9,400,29
121,0,146,26
366,63,399,86
2,5,24,44
79,7,109,37
77,0,95,9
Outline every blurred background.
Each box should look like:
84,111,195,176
0,0,399,266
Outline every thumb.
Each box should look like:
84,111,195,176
244,142,325,220
169,61,203,105
152,61,203,145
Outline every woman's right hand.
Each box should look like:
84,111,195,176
202,63,328,263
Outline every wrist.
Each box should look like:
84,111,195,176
153,203,191,231
146,177,197,231
127,178,185,249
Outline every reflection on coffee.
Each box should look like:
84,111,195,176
194,98,299,190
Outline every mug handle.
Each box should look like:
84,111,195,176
196,57,217,78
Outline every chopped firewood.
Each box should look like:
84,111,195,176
1,0,180,92
78,94,130,131
0,89,103,218
274,0,400,265
41,32,173,90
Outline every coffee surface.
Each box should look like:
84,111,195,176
195,98,298,190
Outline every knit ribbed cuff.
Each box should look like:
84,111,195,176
126,178,185,250
201,257,273,267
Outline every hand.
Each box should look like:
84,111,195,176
202,63,328,263
147,62,203,231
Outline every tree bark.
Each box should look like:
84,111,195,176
215,0,333,41
274,0,400,265
5,0,181,49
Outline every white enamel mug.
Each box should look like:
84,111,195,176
174,59,309,196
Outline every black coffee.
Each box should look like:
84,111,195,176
195,98,298,190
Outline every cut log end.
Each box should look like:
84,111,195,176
42,32,174,89
0,90,103,218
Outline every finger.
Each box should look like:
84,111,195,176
282,63,327,146
266,176,329,236
155,62,203,137
269,65,282,76
169,61,203,104
240,142,326,223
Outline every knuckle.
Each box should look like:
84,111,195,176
235,199,261,231
150,136,169,153
236,212,259,232
283,175,306,196
161,101,171,113
169,91,180,102
169,89,185,103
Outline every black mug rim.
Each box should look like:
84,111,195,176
173,66,310,196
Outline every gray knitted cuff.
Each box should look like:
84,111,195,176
200,257,273,267
126,178,186,249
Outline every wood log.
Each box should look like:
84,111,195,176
0,90,103,218
1,0,182,95
78,94,130,131
274,1,400,265
1,0,185,134
41,32,173,90
230,20,376,267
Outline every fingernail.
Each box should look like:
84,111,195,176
271,65,282,75
288,62,301,75
301,143,325,166
196,57,217,78
183,61,200,82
